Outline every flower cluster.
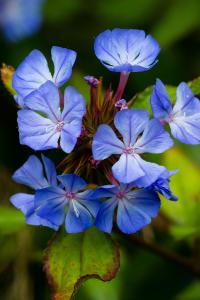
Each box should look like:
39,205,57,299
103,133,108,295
10,29,200,234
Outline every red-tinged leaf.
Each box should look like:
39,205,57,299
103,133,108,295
44,227,120,300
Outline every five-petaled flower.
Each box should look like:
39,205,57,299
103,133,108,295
10,154,59,229
151,79,200,144
35,174,101,233
92,109,173,184
93,182,160,234
17,81,86,152
94,29,160,72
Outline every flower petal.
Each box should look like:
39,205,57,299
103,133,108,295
12,49,52,98
112,153,145,184
170,114,200,144
173,82,200,115
24,81,61,122
35,186,66,226
94,198,118,233
10,193,58,229
92,124,124,160
57,174,87,193
132,35,160,70
18,109,60,150
91,185,119,198
133,155,166,187
41,154,57,186
150,79,172,119
134,119,173,154
65,201,93,233
12,155,48,189
114,109,149,146
61,86,86,122
52,46,77,86
94,29,159,72
149,169,178,201
117,189,160,234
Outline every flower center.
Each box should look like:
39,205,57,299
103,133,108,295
123,146,134,154
56,121,65,132
116,191,126,199
66,192,76,200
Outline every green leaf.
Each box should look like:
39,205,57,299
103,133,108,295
44,227,120,300
161,147,200,240
1,64,16,96
0,207,25,234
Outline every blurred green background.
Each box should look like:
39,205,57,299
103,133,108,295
1,0,200,299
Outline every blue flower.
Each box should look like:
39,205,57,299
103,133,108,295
92,109,173,184
35,174,101,233
93,183,160,234
151,79,200,144
94,29,160,73
12,46,77,99
0,0,45,42
136,168,178,201
17,81,86,152
10,154,58,229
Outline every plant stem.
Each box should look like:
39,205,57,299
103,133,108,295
113,72,130,101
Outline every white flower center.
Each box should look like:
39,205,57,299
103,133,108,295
56,121,65,132
123,146,134,154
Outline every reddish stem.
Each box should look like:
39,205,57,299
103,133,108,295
113,72,130,101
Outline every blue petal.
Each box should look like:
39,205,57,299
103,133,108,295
12,155,48,189
150,169,178,201
114,109,149,146
150,79,172,119
94,198,118,233
76,190,102,217
62,86,86,122
14,95,25,108
18,109,60,150
117,189,160,234
35,186,66,226
12,49,52,98
52,46,77,87
134,119,173,153
10,193,58,229
94,29,159,72
91,185,119,198
65,201,93,233
24,81,61,122
41,154,57,186
112,153,145,183
170,114,200,144
173,82,200,115
60,119,82,153
132,35,160,71
57,174,87,193
133,155,166,187
10,193,35,215
92,124,124,160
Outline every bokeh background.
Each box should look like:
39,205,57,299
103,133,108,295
1,0,200,299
